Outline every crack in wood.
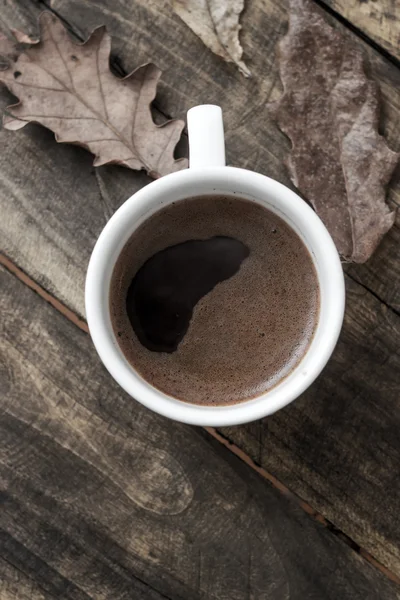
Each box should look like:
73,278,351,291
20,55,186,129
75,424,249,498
313,0,400,69
345,270,400,317
207,427,400,586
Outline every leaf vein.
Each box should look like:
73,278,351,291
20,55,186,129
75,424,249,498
46,18,76,92
96,39,108,121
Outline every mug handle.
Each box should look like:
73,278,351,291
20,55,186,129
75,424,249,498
187,105,226,169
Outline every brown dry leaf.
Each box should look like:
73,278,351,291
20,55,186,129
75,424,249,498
0,13,187,178
273,0,398,263
172,0,250,77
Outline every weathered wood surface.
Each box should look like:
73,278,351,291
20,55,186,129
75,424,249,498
0,0,400,585
345,219,400,314
321,0,400,62
0,557,54,600
3,265,399,600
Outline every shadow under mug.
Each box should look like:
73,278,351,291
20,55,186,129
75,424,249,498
85,105,345,426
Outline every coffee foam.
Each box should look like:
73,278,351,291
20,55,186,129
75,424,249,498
110,195,320,405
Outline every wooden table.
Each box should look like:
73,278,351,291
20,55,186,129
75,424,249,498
1,1,399,598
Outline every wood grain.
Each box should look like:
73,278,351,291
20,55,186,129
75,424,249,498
345,220,400,313
0,556,53,600
3,265,400,599
1,0,400,582
320,0,400,62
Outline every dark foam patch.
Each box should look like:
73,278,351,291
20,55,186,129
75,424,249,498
126,237,249,352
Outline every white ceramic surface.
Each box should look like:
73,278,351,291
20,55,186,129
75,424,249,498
85,105,345,426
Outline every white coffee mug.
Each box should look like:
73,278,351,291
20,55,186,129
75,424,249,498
85,105,345,426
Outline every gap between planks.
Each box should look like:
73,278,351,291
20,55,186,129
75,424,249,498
1,250,400,587
315,0,400,70
344,269,400,318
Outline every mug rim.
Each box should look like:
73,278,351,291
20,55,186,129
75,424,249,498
85,166,345,426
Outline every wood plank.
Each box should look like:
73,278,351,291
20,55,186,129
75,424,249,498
345,220,400,313
0,121,149,316
2,264,400,599
2,0,399,309
0,0,39,37
0,557,54,600
1,0,400,579
320,0,400,62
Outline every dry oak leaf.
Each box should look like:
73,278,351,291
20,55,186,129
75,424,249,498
273,0,398,263
172,0,250,77
0,13,187,178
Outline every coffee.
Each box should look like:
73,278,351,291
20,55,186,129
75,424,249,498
110,195,320,406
